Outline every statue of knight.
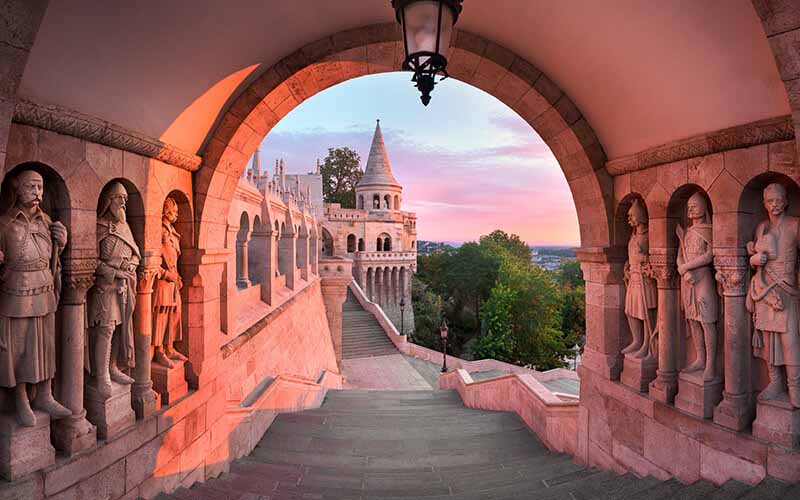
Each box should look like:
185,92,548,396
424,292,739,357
621,199,657,359
747,183,800,407
88,182,139,399
0,170,71,425
676,192,718,381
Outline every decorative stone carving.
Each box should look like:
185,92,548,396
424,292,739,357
88,182,140,399
13,99,201,172
152,197,187,369
676,193,718,382
747,183,800,414
0,170,71,427
621,199,657,360
606,115,794,175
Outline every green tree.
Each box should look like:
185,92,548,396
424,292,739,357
442,243,500,328
556,260,585,360
410,276,445,350
321,147,362,208
556,259,583,289
479,230,532,264
472,283,515,361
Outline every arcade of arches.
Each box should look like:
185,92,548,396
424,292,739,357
1,1,800,498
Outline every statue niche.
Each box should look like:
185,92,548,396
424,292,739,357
747,183,800,407
152,197,187,369
88,182,139,399
676,192,718,381
0,170,71,426
621,199,657,360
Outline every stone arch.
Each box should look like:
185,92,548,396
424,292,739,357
383,194,390,209
248,215,263,284
358,237,365,252
236,211,251,288
196,24,612,252
321,226,334,257
379,232,392,251
372,193,381,210
347,233,356,253
358,194,364,209
394,195,400,210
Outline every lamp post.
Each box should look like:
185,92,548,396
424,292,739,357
440,319,449,373
391,0,463,106
400,296,406,336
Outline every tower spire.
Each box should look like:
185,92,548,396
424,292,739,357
357,118,400,189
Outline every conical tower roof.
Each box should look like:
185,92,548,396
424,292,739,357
357,120,401,190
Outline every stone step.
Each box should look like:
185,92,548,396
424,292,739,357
179,389,768,499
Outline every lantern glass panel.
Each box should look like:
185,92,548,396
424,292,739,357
403,1,454,64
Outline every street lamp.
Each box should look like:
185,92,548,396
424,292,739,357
392,0,463,106
400,296,406,336
440,319,449,373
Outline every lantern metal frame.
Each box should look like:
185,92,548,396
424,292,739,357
392,0,463,106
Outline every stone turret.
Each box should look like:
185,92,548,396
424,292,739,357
356,119,402,211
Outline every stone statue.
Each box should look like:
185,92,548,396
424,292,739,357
747,183,800,407
676,192,718,381
152,197,187,368
88,182,139,399
621,199,657,359
0,170,71,426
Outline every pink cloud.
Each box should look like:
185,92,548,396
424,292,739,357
260,124,580,246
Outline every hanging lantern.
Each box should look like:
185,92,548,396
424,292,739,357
392,0,463,106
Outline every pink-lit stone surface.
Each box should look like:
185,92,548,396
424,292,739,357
441,369,579,456
343,354,433,391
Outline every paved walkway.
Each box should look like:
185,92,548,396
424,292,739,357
342,354,435,390
162,391,778,499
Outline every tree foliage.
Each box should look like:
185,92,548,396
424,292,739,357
321,147,362,208
415,230,585,370
410,276,444,350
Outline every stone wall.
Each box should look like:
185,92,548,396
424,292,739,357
578,135,800,484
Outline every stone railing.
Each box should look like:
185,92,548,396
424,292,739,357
353,251,416,261
440,369,579,456
348,280,408,350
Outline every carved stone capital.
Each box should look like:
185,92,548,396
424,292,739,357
715,267,749,297
136,267,160,294
649,249,678,288
713,251,749,297
61,257,98,305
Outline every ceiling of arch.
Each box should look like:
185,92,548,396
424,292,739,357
19,0,789,160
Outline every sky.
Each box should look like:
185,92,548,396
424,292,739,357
257,72,579,246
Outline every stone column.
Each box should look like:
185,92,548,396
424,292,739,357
648,250,680,404
132,260,160,419
376,268,383,305
297,231,309,280
279,229,297,290
369,267,376,302
236,239,251,288
575,247,627,380
713,251,754,431
182,249,227,389
252,229,274,305
320,257,353,370
52,260,97,455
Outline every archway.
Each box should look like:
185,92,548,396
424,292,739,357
195,24,612,255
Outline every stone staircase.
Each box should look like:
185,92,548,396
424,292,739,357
158,390,789,500
341,289,398,359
